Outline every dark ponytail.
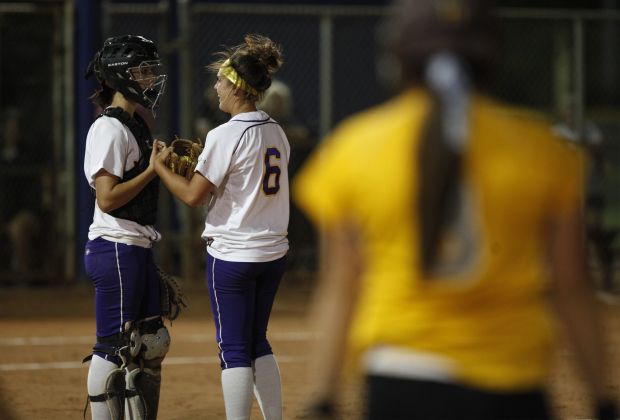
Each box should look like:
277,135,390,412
418,53,471,274
88,83,116,109
379,0,495,274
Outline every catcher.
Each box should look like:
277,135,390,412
82,34,186,420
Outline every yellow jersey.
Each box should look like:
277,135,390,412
293,89,583,391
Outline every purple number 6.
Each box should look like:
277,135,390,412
263,147,281,195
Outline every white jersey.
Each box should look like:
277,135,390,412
195,110,290,262
83,114,160,248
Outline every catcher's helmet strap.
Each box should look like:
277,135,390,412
102,106,131,124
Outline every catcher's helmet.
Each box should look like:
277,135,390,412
86,35,167,110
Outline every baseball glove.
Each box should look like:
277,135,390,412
157,266,188,322
165,138,204,180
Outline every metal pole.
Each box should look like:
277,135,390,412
573,17,585,141
319,15,333,138
177,0,197,281
552,25,571,118
75,0,101,282
318,15,335,287
63,0,75,281
571,16,588,203
179,0,193,140
101,0,111,37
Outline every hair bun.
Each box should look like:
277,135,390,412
243,34,284,75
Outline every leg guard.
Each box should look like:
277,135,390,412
125,367,146,420
126,367,162,420
87,367,126,420
124,317,170,420
84,335,128,419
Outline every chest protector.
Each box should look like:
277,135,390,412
99,107,159,226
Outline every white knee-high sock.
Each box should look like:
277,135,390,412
221,367,254,420
87,355,118,420
253,354,283,420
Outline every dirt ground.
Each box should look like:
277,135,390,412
0,281,618,420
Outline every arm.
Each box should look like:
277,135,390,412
547,204,616,413
306,224,363,416
94,140,164,212
153,147,215,207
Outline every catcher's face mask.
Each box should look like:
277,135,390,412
128,60,167,112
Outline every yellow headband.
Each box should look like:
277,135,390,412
220,59,258,96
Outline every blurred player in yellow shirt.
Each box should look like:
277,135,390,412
293,0,617,419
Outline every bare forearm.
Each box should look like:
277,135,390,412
552,288,608,397
154,160,199,206
308,227,362,402
97,169,156,212
549,208,614,402
310,273,359,399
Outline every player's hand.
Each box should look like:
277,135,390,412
152,144,172,175
159,147,173,164
150,140,166,166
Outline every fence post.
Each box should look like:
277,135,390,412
319,14,333,139
63,0,75,282
74,0,101,282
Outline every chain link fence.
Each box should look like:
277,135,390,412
0,2,618,286
0,3,68,286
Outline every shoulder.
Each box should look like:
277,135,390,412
208,111,280,142
92,114,127,132
322,90,426,160
232,111,279,136
477,97,561,141
87,115,128,146
336,90,424,138
475,97,584,172
207,117,248,139
89,115,128,142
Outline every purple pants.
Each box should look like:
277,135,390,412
84,237,161,339
206,253,286,369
